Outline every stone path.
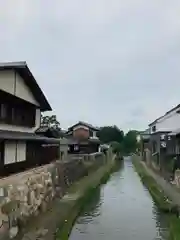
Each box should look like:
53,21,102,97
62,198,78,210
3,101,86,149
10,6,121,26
142,162,180,207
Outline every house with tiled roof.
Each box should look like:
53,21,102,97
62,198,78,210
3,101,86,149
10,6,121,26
0,61,60,176
66,121,100,154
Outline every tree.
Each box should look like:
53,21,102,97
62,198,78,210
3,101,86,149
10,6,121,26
110,141,123,159
123,130,138,154
97,125,138,155
97,126,124,144
41,114,61,131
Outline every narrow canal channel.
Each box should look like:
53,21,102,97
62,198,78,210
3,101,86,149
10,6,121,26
69,157,169,240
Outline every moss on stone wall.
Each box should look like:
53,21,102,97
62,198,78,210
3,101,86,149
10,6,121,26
133,158,171,212
56,157,116,240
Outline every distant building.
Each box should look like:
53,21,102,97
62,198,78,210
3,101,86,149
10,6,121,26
141,104,180,175
66,121,100,154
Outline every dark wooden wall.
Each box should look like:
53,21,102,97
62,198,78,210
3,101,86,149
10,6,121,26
0,140,60,177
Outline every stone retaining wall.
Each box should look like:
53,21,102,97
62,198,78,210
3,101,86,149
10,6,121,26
0,152,110,239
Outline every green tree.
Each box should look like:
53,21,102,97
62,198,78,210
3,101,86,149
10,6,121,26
110,141,123,159
123,130,138,154
97,126,124,144
41,114,60,128
40,114,62,135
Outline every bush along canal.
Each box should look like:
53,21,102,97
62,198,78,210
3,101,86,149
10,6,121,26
68,157,170,240
133,157,180,240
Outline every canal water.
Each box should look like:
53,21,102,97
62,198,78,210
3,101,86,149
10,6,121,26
69,157,169,240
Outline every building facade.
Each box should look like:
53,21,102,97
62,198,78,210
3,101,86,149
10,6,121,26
0,62,60,176
143,104,180,176
67,121,100,154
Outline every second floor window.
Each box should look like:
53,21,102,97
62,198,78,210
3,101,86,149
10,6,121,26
0,103,35,127
152,125,156,132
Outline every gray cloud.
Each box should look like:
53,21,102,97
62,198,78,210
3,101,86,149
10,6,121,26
0,0,180,131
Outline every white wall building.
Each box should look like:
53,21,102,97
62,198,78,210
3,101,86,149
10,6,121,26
0,61,58,173
149,104,180,134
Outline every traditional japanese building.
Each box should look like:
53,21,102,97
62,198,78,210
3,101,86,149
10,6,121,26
66,121,101,154
0,61,60,176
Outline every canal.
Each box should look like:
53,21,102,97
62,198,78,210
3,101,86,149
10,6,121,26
69,156,169,240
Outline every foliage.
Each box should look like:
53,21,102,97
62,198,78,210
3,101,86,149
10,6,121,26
133,156,180,240
41,114,61,130
132,156,170,211
123,130,139,154
98,126,138,154
41,114,65,137
110,141,122,154
97,126,124,144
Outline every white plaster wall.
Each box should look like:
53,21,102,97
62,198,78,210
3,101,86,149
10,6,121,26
0,71,15,95
35,109,41,129
16,142,26,162
157,114,180,131
4,141,26,165
4,141,16,165
15,74,39,106
150,108,180,133
93,131,97,137
0,70,39,106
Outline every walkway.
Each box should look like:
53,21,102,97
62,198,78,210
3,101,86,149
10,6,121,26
142,162,180,207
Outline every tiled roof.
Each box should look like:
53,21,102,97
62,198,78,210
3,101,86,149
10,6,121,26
0,130,59,143
68,121,99,131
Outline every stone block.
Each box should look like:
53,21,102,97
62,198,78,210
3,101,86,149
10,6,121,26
22,232,37,240
0,221,9,240
9,226,18,239
1,200,20,215
27,191,35,206
17,215,28,228
39,201,47,213
36,228,48,237
0,209,9,227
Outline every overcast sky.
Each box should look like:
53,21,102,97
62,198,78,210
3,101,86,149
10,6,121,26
1,1,180,131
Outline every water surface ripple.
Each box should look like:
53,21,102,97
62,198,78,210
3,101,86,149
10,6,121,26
69,157,169,240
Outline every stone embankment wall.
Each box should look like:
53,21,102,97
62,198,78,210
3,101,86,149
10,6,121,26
0,151,111,239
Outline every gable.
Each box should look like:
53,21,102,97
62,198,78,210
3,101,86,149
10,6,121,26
69,121,99,132
73,125,89,131
0,70,39,106
15,72,39,106
0,62,51,111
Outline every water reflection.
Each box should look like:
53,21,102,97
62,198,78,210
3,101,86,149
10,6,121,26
69,158,169,240
77,188,102,225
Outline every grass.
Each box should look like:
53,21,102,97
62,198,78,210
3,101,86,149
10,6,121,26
133,158,171,212
132,157,180,240
169,215,180,240
56,185,99,240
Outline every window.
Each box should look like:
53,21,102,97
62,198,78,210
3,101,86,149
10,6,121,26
14,107,35,127
152,125,156,132
0,104,7,120
160,134,165,140
0,102,35,127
